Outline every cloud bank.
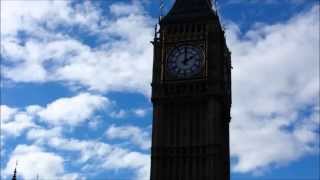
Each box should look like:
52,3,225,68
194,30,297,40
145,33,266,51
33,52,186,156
1,0,154,95
227,5,319,173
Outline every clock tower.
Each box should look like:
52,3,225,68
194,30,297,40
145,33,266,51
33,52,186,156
150,0,232,179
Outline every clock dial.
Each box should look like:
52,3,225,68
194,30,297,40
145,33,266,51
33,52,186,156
167,45,203,78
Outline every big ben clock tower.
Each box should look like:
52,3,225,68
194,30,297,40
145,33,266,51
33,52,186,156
150,0,232,179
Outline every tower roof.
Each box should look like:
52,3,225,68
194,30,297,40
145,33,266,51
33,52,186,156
160,0,217,24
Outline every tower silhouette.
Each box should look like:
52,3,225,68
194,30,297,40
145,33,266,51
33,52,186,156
150,0,232,179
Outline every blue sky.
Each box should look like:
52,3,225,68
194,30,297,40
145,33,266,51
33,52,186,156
0,0,319,180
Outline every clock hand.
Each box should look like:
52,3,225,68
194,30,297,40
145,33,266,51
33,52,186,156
183,54,195,65
183,47,188,64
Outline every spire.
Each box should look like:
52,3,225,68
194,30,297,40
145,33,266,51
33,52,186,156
160,0,217,24
12,168,17,180
159,0,164,20
11,161,18,180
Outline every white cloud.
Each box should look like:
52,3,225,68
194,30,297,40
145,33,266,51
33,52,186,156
110,109,127,119
27,127,63,144
48,137,113,163
1,93,108,136
37,93,109,126
88,116,101,130
227,5,319,173
25,105,43,114
1,0,154,95
0,105,37,137
109,108,149,119
106,124,151,150
0,0,101,37
0,105,17,123
293,106,320,147
110,1,143,16
2,144,81,180
132,108,148,117
26,130,150,180
1,99,150,179
101,149,150,180
53,7,154,95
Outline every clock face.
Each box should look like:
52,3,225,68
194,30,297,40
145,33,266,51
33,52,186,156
167,45,203,78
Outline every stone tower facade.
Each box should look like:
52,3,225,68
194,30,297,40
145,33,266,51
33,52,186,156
150,0,232,179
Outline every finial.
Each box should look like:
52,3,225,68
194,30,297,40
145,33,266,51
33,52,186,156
159,0,164,20
12,161,18,180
